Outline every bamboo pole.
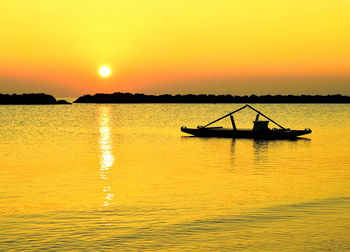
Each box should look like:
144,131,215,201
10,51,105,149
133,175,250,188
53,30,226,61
230,115,237,130
246,104,285,129
203,105,247,128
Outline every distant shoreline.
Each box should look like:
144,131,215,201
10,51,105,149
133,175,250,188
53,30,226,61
73,92,350,104
1,92,350,105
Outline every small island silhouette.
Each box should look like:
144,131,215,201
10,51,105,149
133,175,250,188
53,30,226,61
74,92,350,103
0,93,70,105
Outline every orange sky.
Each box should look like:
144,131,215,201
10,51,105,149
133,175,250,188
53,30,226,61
1,0,350,96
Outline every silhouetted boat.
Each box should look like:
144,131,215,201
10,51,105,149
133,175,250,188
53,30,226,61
181,104,312,139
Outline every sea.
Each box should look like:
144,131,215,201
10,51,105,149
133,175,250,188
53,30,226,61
0,103,349,251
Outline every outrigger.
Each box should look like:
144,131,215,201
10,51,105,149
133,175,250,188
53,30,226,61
181,104,312,139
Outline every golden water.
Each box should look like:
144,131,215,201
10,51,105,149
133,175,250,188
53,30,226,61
0,104,349,250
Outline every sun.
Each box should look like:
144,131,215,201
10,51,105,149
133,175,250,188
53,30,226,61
99,66,111,77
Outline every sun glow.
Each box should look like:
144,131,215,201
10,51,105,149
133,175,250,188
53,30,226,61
99,66,111,78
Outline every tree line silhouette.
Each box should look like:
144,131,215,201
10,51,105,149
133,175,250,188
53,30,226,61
74,92,350,103
0,93,70,104
1,92,349,104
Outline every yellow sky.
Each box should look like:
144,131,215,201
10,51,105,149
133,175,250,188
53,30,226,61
0,0,349,96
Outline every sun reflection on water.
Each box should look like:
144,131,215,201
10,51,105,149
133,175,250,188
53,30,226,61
99,106,115,210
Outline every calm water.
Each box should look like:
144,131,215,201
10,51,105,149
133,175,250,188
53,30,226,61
0,104,350,251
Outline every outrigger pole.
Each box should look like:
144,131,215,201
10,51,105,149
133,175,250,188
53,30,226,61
245,104,285,129
202,104,285,129
202,105,248,128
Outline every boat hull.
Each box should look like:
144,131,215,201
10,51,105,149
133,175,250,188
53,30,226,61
181,127,311,139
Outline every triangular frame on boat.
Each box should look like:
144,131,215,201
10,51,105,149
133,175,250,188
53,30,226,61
201,104,285,130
